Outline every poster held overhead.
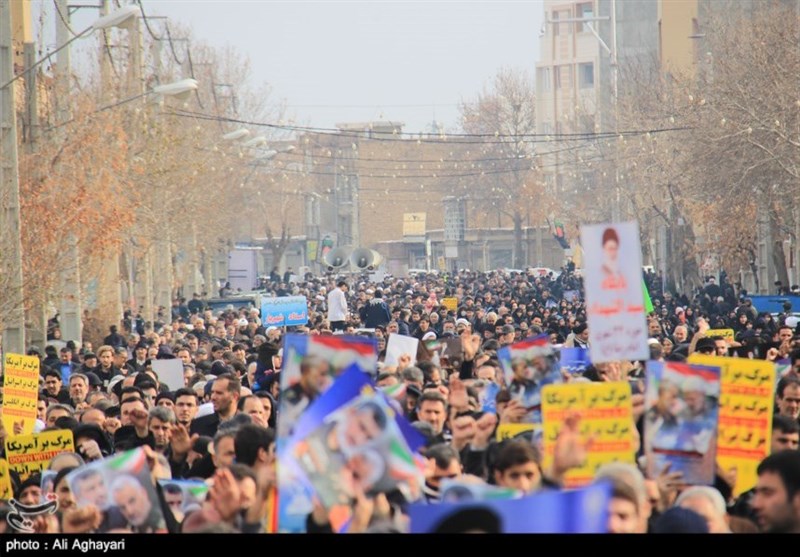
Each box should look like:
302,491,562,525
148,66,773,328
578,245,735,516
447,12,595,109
151,359,185,391
644,361,721,485
385,333,419,368
581,221,649,364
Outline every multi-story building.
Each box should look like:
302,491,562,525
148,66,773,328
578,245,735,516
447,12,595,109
239,121,564,275
535,0,658,221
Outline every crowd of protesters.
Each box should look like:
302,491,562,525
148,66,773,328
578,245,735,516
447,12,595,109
0,265,799,534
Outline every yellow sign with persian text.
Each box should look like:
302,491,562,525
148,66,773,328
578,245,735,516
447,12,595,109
542,382,635,488
689,354,774,496
2,353,40,436
5,430,75,479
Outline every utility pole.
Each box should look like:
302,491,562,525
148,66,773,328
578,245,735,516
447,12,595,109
98,0,110,104
20,1,48,349
0,0,27,354
151,36,173,324
55,0,83,346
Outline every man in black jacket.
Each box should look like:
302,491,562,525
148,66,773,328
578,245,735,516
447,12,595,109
190,374,241,438
362,290,392,329
103,326,126,349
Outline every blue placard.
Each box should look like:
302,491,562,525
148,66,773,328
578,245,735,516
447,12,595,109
409,481,611,533
748,295,800,315
560,347,592,376
261,295,308,327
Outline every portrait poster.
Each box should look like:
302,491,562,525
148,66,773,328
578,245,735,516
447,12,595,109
581,222,649,364
66,448,166,533
497,335,563,423
644,361,721,485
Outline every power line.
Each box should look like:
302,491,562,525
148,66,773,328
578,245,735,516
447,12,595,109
248,150,616,180
52,0,79,37
174,107,690,140
164,108,688,146
163,20,187,67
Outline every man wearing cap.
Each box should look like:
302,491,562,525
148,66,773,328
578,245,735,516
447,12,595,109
266,326,281,344
127,342,149,373
361,289,391,329
84,371,104,394
499,324,516,347
455,318,471,335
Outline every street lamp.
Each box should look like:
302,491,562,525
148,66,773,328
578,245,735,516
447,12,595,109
0,3,143,355
222,128,250,141
0,5,141,90
151,78,199,101
242,135,268,148
98,78,200,111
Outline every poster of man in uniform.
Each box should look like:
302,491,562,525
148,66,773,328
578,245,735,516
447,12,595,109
497,335,564,423
644,361,721,485
66,447,166,533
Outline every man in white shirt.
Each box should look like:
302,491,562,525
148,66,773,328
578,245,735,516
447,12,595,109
327,281,350,332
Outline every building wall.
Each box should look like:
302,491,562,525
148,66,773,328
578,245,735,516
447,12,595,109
535,0,660,219
536,0,601,199
658,0,698,77
285,131,529,251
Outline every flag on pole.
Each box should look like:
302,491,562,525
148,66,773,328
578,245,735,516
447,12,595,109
643,279,654,314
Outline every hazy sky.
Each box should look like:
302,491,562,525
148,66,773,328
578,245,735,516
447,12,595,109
144,0,545,132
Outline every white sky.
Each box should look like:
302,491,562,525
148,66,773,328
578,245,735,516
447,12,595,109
33,0,545,133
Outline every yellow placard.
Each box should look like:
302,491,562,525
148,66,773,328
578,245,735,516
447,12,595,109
542,382,635,489
0,459,12,500
2,353,41,436
495,423,539,442
441,297,458,313
689,354,774,496
5,429,75,480
706,329,735,341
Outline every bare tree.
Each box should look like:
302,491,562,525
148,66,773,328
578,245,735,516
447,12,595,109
460,68,539,268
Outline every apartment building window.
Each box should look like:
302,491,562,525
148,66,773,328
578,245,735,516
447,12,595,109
579,62,594,88
577,2,594,33
537,67,551,92
556,65,572,90
553,10,571,36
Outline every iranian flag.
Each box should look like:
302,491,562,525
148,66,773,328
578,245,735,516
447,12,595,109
106,447,147,475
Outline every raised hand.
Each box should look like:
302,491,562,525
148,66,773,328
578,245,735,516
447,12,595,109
550,412,593,481
170,423,197,458
62,505,102,534
209,468,242,522
499,399,527,424
448,377,469,411
471,412,498,450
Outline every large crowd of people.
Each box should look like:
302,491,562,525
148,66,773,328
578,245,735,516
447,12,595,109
0,266,799,534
